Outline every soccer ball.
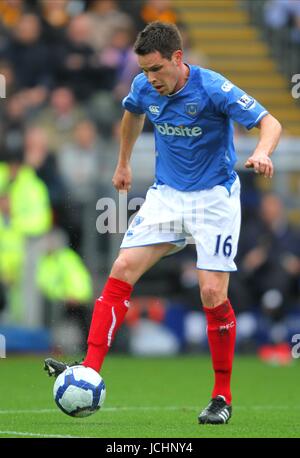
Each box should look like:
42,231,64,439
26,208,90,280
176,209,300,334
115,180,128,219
53,365,106,417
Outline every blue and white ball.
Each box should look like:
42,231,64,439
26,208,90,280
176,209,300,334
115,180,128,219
53,365,106,417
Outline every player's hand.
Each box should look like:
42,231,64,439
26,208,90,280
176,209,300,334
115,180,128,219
112,164,132,191
244,153,273,178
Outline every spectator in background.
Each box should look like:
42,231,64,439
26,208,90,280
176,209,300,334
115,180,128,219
58,119,104,201
34,86,86,153
24,126,67,225
176,24,208,68
236,193,300,340
0,14,52,110
0,145,52,237
37,0,74,47
0,142,52,322
99,25,140,102
119,0,148,32
37,228,93,351
264,0,300,43
0,94,26,142
87,0,134,52
0,0,26,33
0,190,25,321
290,3,300,43
57,119,105,251
53,13,114,99
264,0,300,28
0,60,41,140
0,60,16,99
140,0,178,26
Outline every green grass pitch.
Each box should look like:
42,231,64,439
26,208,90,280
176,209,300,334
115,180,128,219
0,354,299,438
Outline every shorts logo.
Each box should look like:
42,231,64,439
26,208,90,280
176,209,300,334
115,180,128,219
132,215,144,227
221,81,234,92
237,94,256,110
149,105,160,115
185,102,199,116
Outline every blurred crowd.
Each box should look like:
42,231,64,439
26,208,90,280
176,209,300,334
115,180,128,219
0,0,299,358
177,190,300,358
264,0,300,43
0,0,183,348
0,0,182,245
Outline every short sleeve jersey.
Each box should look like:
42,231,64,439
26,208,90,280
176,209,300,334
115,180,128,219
122,65,268,192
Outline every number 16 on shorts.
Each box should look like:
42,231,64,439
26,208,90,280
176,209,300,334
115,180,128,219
214,234,233,258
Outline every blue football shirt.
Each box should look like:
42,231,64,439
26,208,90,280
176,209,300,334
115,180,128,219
122,65,268,192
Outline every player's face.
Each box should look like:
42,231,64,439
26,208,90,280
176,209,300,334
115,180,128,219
138,50,184,96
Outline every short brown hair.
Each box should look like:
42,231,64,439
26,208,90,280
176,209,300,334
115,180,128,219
134,21,183,60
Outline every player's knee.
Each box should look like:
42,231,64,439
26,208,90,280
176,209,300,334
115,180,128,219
201,284,223,307
110,255,134,283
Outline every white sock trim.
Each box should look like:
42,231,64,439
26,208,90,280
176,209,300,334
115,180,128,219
107,307,116,347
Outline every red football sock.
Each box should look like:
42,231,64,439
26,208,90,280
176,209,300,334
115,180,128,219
82,277,133,372
203,299,236,405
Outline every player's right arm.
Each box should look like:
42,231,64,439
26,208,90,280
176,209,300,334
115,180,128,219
112,110,146,191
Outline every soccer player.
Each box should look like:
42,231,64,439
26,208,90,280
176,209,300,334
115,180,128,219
45,22,282,424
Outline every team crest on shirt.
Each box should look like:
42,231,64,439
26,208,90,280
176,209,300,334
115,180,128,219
185,102,199,116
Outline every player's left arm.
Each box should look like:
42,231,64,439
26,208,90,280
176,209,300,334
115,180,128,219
244,113,282,178
203,71,282,179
